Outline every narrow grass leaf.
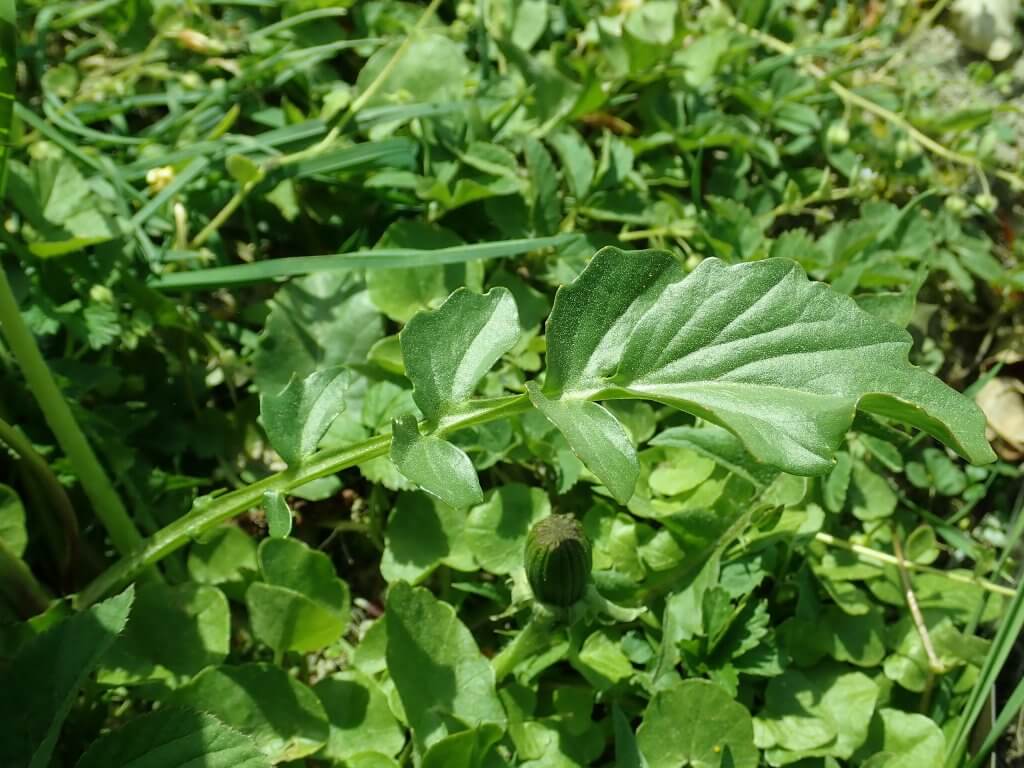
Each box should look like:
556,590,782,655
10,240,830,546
151,234,578,290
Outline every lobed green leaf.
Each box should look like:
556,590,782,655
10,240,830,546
401,287,520,423
260,366,349,466
543,247,994,480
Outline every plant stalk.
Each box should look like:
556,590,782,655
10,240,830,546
76,394,532,607
0,268,145,557
0,415,80,577
492,609,555,683
0,537,51,618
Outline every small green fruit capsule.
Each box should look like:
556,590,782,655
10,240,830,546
525,515,592,607
974,193,998,213
945,195,967,214
826,121,850,147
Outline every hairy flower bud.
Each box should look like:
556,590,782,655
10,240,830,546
524,515,592,607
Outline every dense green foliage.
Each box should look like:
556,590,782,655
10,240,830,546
1,1,1023,767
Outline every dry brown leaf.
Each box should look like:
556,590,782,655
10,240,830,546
976,377,1024,460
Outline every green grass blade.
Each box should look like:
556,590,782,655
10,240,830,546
946,579,1024,766
282,137,418,178
0,0,12,198
151,234,579,290
966,675,1024,768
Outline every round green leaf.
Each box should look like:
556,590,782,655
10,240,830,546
247,584,345,654
381,492,474,584
98,582,229,688
313,670,405,760
367,221,481,322
755,666,878,763
187,525,258,599
385,582,506,752
247,538,349,654
638,679,758,768
857,709,945,768
168,663,328,763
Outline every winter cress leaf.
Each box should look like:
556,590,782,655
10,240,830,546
259,366,349,466
390,414,483,509
540,247,994,487
391,285,520,502
400,287,520,423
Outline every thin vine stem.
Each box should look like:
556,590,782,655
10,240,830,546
892,528,944,714
78,388,1014,607
75,394,532,607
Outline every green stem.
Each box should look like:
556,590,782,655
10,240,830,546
0,415,79,577
0,537,51,618
492,609,555,683
0,267,145,557
76,394,532,607
189,177,259,248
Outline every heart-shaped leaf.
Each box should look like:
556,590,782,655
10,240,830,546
638,679,758,768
